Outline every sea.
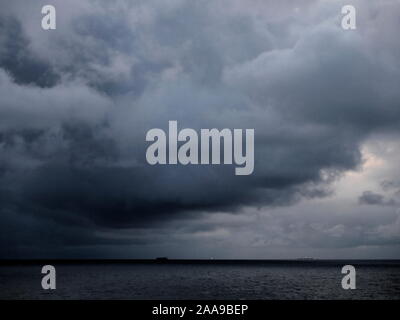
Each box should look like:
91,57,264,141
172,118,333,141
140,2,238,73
0,260,399,300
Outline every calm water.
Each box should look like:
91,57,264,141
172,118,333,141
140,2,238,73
0,261,399,299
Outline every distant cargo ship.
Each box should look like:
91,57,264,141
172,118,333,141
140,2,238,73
155,257,169,262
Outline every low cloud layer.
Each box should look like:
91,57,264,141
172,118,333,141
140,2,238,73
1,0,400,258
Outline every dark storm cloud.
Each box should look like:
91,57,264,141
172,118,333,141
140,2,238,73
1,0,400,256
359,189,398,206
0,16,59,87
381,180,400,196
359,191,386,205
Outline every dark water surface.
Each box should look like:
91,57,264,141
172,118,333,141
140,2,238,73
0,260,399,299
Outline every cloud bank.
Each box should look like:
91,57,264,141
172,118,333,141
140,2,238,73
1,0,400,258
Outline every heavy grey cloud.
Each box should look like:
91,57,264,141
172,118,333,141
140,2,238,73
359,191,386,205
0,16,59,87
359,190,398,206
1,0,400,258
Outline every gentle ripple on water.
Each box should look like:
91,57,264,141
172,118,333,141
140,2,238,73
0,262,399,300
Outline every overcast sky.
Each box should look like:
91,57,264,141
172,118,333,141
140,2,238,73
0,0,400,259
